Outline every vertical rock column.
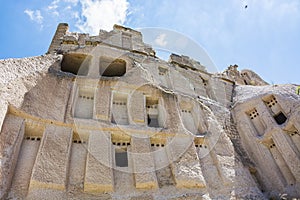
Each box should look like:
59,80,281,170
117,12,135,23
95,83,111,121
131,137,158,189
0,115,24,199
269,143,295,185
197,145,222,190
256,102,275,129
291,121,300,152
129,91,145,124
210,78,226,105
236,118,285,191
167,136,206,188
0,99,8,131
29,125,72,191
272,128,300,182
47,23,69,53
84,131,114,193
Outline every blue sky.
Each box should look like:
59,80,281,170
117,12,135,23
0,0,299,84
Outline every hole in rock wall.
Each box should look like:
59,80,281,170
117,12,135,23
111,93,129,125
147,114,159,127
194,136,206,148
99,57,126,77
158,66,168,76
150,143,165,147
150,137,166,148
274,112,287,125
146,98,163,128
61,53,91,75
263,95,287,125
112,141,131,146
286,126,299,137
24,122,44,141
241,72,251,85
72,132,88,144
115,149,128,167
74,88,94,119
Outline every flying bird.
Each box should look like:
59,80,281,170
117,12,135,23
245,5,248,9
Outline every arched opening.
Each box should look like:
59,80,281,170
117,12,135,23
99,57,126,77
61,53,91,75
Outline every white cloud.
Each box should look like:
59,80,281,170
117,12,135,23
154,33,167,47
24,9,44,25
47,0,60,10
47,0,78,17
64,0,79,4
52,11,60,16
25,0,129,33
76,0,129,34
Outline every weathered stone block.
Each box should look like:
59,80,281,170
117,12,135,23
131,137,158,189
29,125,72,191
95,84,111,121
84,131,114,193
168,137,206,188
129,91,145,124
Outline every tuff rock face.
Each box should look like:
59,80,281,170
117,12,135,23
0,23,299,200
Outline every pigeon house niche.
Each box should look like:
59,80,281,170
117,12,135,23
99,57,126,77
61,53,91,75
263,95,287,125
146,97,164,128
111,93,129,125
74,88,94,119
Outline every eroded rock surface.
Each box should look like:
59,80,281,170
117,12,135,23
0,23,299,200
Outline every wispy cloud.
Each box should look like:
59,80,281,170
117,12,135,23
24,9,44,27
154,33,167,47
27,0,129,34
47,0,60,10
75,0,129,34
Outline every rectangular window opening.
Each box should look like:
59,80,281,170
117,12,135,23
274,112,287,125
115,149,128,167
147,114,159,127
146,98,161,128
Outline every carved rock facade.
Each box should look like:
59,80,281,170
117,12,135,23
0,23,299,200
